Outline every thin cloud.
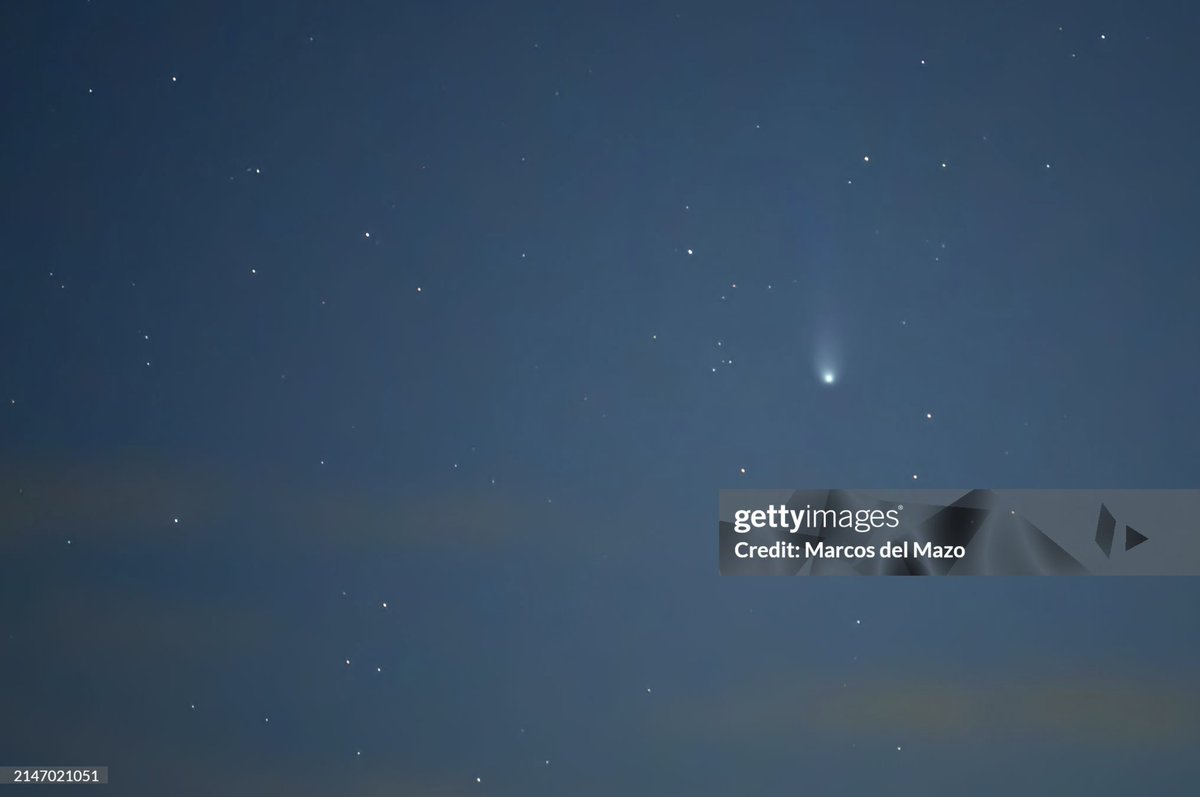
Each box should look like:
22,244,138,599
653,671,1200,750
0,456,567,553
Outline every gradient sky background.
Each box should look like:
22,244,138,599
2,1,1199,794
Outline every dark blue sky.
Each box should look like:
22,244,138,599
2,1,1198,794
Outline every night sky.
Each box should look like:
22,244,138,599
2,1,1199,794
